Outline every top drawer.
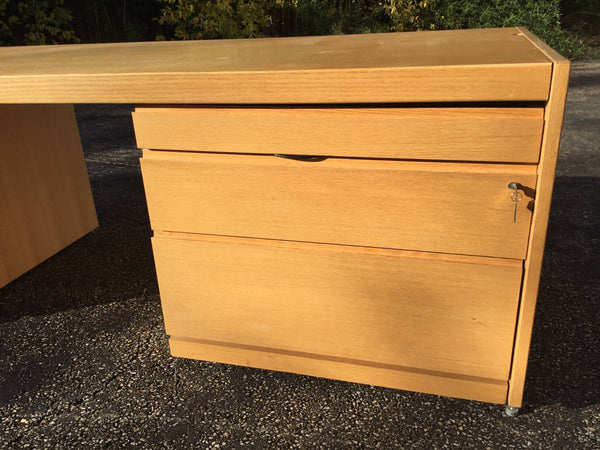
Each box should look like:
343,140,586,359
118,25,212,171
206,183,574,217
133,106,544,163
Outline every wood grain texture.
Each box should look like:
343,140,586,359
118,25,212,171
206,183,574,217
153,234,523,380
517,27,571,64
141,151,536,259
170,338,509,404
154,230,523,268
0,105,98,287
508,39,570,407
0,28,551,103
133,106,544,162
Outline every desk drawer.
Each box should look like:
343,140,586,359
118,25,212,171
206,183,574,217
141,151,536,259
133,106,544,163
153,233,522,381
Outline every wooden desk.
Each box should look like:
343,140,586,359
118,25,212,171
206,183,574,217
0,28,569,413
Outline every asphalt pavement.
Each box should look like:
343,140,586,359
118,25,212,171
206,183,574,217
0,61,599,449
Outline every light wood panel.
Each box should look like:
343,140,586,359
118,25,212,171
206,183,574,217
508,29,571,408
153,234,523,380
154,230,524,267
133,106,544,162
141,152,536,259
0,28,551,103
0,105,98,287
170,338,509,404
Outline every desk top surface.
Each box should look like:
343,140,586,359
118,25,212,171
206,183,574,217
0,27,561,104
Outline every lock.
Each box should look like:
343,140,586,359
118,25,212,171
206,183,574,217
508,182,522,223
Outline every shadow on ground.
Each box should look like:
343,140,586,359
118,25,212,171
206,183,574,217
524,176,600,410
0,106,158,321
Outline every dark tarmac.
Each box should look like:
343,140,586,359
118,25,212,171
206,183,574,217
0,61,599,449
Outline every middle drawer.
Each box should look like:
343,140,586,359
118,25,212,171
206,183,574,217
140,151,536,259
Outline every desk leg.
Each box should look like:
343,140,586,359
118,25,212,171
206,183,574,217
0,104,98,287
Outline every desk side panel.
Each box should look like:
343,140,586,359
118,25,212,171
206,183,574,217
0,104,98,287
508,61,571,407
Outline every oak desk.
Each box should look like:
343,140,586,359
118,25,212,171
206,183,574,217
0,28,569,414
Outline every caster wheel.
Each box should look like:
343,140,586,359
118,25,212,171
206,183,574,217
504,405,520,417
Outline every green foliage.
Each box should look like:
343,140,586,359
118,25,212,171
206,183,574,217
154,0,587,57
0,0,592,58
293,0,389,36
156,0,274,39
433,0,585,57
64,0,160,43
0,0,78,45
384,0,438,32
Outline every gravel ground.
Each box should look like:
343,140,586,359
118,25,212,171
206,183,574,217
1,61,599,449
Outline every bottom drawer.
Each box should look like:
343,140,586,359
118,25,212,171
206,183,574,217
153,233,522,387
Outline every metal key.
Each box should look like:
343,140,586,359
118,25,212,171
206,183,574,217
508,182,522,223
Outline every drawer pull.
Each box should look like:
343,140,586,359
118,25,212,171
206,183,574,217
274,154,327,162
508,182,523,223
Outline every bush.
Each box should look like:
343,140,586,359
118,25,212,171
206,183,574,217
64,0,160,43
0,0,78,45
154,0,585,57
433,0,585,58
0,0,590,58
293,0,389,36
156,0,274,40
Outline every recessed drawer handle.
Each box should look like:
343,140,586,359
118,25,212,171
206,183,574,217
274,154,327,162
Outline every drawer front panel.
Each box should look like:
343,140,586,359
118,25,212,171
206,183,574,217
133,107,544,163
153,234,523,380
141,152,536,259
